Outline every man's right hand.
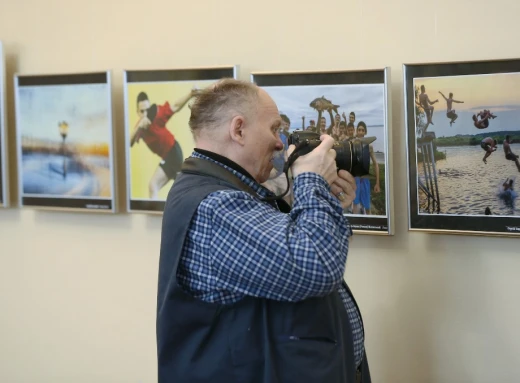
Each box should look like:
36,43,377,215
138,117,151,130
288,135,338,186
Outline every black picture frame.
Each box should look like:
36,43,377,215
251,68,394,235
404,58,520,236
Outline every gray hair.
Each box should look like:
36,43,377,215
188,78,261,137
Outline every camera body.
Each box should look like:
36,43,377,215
287,130,375,178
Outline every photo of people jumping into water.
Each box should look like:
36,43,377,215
413,72,520,218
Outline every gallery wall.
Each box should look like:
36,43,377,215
0,0,519,382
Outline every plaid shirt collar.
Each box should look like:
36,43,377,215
191,149,278,200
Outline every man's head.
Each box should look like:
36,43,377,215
335,113,341,123
347,122,355,137
319,117,327,132
339,121,347,136
280,114,290,132
188,78,284,184
420,85,425,93
349,112,355,124
356,121,367,138
136,92,150,118
449,92,453,98
506,135,511,143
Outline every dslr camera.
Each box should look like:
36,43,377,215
287,130,376,178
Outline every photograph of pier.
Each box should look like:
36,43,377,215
15,74,115,211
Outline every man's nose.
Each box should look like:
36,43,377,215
275,137,284,150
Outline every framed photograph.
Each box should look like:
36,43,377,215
123,65,238,213
404,59,520,236
251,68,394,235
0,42,8,207
14,71,117,212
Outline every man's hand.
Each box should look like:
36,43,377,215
138,116,151,130
329,170,357,209
288,135,338,186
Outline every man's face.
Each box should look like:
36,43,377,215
349,114,355,124
347,126,355,137
137,99,151,118
335,114,340,123
245,89,284,183
356,126,366,138
320,118,326,130
282,120,290,131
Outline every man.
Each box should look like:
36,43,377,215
352,121,380,215
318,115,327,135
503,135,520,171
263,113,292,204
472,109,497,129
439,91,464,126
480,137,497,164
418,85,438,131
306,118,316,132
130,87,198,199
343,111,356,126
346,122,356,139
338,121,349,141
157,79,371,383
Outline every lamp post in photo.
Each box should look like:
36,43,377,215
59,121,69,179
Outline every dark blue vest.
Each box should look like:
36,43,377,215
157,157,371,383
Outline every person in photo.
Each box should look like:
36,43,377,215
439,91,464,126
480,137,497,164
417,85,439,133
352,121,380,215
472,109,497,130
130,87,199,199
503,135,520,171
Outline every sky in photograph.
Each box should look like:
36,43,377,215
17,83,111,145
262,83,387,153
414,72,520,137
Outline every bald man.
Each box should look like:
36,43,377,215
156,79,371,383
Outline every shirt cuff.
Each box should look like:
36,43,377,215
293,172,330,191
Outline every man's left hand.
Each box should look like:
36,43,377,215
330,169,357,209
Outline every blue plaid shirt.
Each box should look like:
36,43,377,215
177,151,365,366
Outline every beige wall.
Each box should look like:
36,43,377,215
1,0,520,382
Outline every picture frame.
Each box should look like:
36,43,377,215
123,65,239,213
14,71,117,213
0,41,8,208
404,58,520,236
251,68,394,235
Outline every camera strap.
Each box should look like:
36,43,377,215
261,140,311,203
181,157,291,212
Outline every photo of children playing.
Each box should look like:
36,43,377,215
414,72,520,217
261,83,388,217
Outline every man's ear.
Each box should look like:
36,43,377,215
229,115,246,145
